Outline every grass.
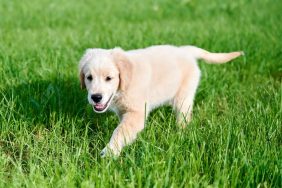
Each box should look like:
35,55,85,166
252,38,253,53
0,0,281,187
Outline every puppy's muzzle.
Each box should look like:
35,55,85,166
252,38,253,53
92,93,114,112
91,93,102,103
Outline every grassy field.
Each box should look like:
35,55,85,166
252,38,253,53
0,0,281,187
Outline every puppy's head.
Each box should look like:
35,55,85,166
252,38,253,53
79,48,132,113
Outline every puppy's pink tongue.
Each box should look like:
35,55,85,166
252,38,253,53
95,104,105,110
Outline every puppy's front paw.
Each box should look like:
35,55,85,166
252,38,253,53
100,144,121,158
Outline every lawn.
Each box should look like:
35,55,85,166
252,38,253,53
0,0,281,187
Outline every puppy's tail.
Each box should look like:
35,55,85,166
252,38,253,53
183,46,244,64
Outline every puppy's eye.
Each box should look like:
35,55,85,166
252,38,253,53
105,76,112,82
86,75,93,81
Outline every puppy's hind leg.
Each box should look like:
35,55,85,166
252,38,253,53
173,65,201,128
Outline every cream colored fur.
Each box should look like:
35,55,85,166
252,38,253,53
79,45,243,157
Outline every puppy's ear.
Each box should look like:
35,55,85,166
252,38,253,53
112,48,133,91
79,49,93,89
80,71,85,89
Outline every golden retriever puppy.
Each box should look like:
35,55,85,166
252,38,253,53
79,45,243,157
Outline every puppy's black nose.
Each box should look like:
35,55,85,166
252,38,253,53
91,94,102,103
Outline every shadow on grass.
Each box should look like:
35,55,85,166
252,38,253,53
1,77,117,131
1,76,119,168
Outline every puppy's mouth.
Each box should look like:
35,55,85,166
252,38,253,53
93,94,113,112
